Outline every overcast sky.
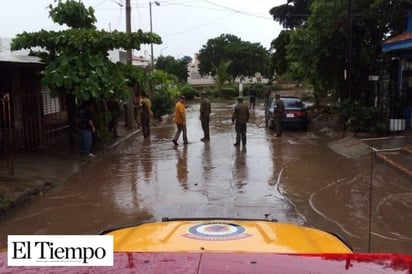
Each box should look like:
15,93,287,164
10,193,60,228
0,0,285,59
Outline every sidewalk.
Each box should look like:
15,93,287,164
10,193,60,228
328,128,412,180
365,129,412,180
0,125,139,215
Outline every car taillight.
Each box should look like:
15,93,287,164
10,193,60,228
293,110,307,117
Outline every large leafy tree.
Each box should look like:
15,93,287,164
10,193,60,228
272,0,412,102
269,0,312,79
269,0,313,29
197,34,269,78
11,0,162,102
287,0,346,96
155,55,192,82
270,30,291,76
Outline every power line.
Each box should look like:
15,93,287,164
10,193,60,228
91,0,277,40
157,0,274,38
129,0,273,20
202,0,271,20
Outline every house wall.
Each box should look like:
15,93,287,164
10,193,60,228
1,62,42,148
0,62,68,149
400,57,412,126
382,11,412,126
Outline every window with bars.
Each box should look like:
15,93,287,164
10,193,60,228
41,87,61,115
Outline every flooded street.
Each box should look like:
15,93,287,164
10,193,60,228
0,100,411,254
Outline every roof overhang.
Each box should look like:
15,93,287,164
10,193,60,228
0,51,42,64
382,32,412,53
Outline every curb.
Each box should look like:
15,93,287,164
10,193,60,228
0,128,140,217
107,129,139,150
1,180,55,217
375,151,412,180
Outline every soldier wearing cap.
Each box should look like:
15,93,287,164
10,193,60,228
199,92,211,142
273,94,285,137
231,97,249,147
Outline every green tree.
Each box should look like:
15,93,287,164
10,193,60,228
269,0,313,29
269,0,313,81
11,0,161,102
155,55,192,82
198,34,269,78
48,0,97,29
122,64,149,93
287,0,345,98
270,30,291,76
271,0,412,104
149,70,178,119
150,70,178,90
11,0,161,141
213,60,233,92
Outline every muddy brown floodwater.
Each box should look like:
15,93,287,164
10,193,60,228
0,100,411,254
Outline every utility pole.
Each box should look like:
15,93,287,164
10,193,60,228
126,0,135,129
345,0,353,100
126,0,132,66
150,1,160,71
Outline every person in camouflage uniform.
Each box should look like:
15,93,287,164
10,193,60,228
231,97,250,147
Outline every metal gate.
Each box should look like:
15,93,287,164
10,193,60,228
0,93,14,175
18,89,70,151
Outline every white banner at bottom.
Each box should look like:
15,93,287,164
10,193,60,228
8,235,113,266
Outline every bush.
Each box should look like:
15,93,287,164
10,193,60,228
179,84,197,100
201,87,219,98
245,83,265,97
340,99,387,133
0,186,12,213
151,87,175,119
219,87,237,99
271,83,282,91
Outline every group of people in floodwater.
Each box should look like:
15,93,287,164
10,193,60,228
76,88,284,156
76,91,152,157
169,89,284,147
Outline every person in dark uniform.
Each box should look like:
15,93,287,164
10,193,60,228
273,94,285,137
107,98,121,137
199,92,211,142
231,97,250,147
248,87,257,109
78,101,96,157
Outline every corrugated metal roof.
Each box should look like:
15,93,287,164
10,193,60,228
132,55,149,62
0,51,42,64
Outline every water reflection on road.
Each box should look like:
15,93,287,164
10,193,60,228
0,101,411,254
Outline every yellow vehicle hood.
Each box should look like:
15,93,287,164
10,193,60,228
105,219,352,253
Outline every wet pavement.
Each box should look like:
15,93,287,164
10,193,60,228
0,99,412,255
